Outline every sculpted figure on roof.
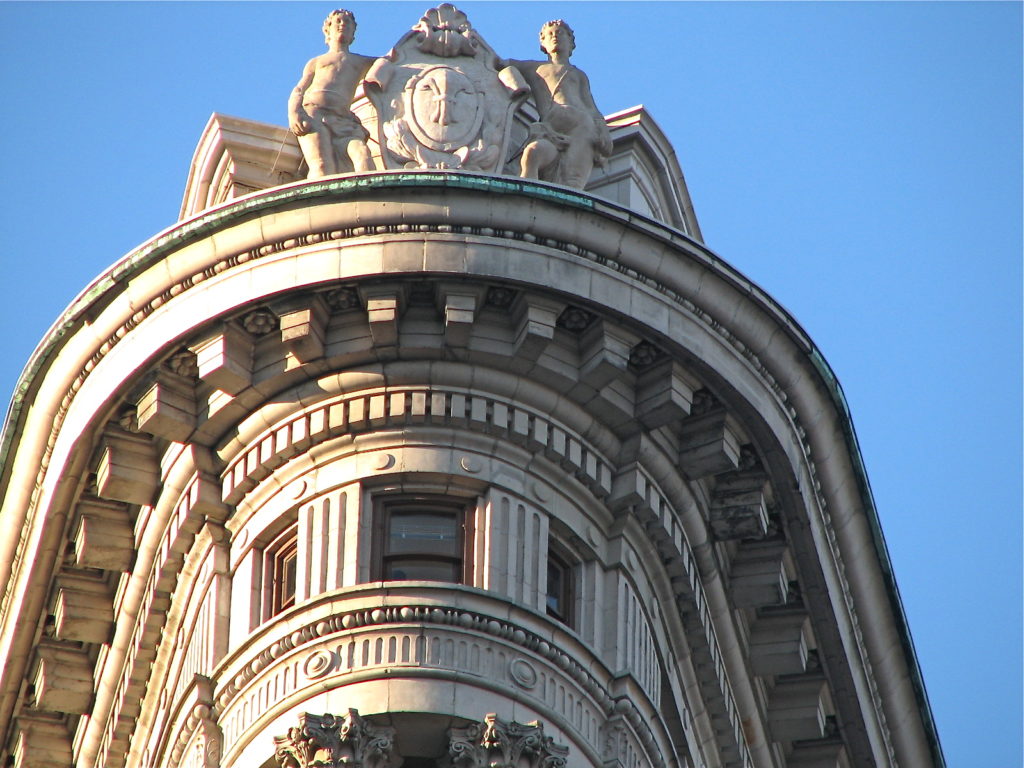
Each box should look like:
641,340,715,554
285,7,611,187
289,9,375,178
507,20,612,188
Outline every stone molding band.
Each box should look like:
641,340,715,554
212,598,616,720
205,590,668,768
221,386,614,507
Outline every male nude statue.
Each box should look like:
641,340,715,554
509,20,612,189
289,9,374,178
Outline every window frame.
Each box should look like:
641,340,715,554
264,524,299,618
545,541,576,628
372,495,473,584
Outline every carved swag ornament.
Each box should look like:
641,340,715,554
273,710,397,768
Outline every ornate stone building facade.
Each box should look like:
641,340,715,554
0,7,942,768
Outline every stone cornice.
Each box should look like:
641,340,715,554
0,171,805,488
0,172,941,767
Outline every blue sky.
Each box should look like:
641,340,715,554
1,2,1020,766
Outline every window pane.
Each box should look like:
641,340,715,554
547,557,565,618
385,557,460,582
387,511,459,557
279,549,297,609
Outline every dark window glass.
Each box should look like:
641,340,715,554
379,499,469,583
546,548,573,626
269,529,298,615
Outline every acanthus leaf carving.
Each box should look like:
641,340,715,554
446,714,569,768
273,710,397,768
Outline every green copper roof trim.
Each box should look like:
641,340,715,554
807,346,946,767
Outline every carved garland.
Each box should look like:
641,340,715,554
7,192,892,762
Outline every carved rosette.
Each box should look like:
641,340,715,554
273,710,396,768
447,713,569,768
365,4,527,172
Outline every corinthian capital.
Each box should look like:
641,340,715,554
273,710,396,768
447,713,569,768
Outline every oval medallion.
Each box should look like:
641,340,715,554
405,66,483,151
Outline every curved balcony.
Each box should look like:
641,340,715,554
196,583,668,768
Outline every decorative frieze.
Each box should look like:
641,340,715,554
448,714,569,768
273,710,396,768
216,598,611,752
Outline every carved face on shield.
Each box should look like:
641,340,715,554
408,66,483,150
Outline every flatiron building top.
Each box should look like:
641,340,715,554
0,6,943,768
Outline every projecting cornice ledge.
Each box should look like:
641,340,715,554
1,172,802,480
0,171,942,767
